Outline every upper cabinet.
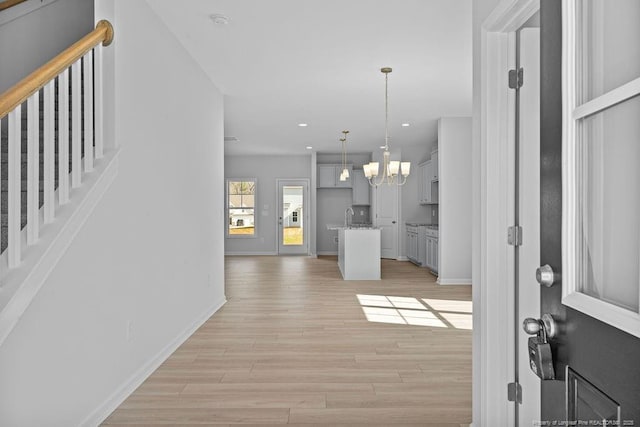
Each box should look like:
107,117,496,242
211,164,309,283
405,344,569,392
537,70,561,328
317,164,353,188
418,149,439,205
352,169,370,205
431,149,439,181
418,160,432,204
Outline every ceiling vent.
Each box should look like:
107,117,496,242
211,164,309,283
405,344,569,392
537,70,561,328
224,136,239,143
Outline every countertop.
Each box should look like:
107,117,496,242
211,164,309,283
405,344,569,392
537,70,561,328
406,222,438,229
327,223,378,230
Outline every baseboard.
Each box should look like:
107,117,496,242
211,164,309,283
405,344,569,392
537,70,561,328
224,251,277,256
0,150,120,347
437,277,472,285
397,256,409,261
317,251,338,256
81,297,226,427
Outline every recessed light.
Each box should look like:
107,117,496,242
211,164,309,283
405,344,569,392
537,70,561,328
380,146,386,149
306,146,313,150
402,123,411,127
298,123,308,127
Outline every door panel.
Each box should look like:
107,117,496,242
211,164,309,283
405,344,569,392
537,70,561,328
540,0,640,422
375,183,398,259
277,180,309,255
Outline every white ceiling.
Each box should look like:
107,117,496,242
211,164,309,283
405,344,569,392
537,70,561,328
146,0,472,156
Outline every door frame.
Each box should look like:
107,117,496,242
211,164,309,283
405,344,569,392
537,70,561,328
474,0,540,425
276,178,310,255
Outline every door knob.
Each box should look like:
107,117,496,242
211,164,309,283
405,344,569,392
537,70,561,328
536,264,555,287
522,313,557,339
392,221,397,224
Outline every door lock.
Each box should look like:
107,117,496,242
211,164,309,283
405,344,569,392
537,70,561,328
536,264,556,287
523,314,557,380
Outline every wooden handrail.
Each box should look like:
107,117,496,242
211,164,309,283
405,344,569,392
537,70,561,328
0,0,28,11
0,19,113,119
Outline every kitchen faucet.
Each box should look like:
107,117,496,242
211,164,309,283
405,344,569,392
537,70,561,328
345,206,355,227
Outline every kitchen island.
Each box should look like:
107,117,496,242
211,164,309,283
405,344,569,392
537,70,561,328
337,227,381,280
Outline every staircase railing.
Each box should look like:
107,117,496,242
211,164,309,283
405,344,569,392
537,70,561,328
0,19,113,270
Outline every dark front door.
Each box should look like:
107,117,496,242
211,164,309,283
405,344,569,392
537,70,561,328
540,0,640,423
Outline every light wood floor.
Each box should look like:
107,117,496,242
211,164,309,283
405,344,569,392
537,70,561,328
103,256,472,426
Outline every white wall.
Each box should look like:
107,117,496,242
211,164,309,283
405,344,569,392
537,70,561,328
0,0,94,93
224,155,312,255
0,1,226,425
438,117,472,284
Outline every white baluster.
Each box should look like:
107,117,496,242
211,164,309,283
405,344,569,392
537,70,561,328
43,80,55,223
94,46,104,159
83,50,94,172
8,108,21,268
27,92,39,245
71,60,81,188
59,68,70,204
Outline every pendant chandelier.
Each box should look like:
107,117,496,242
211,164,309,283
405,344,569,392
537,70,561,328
363,67,410,186
339,130,350,181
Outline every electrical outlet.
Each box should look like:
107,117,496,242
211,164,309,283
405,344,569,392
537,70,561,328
334,236,339,244
432,210,436,217
360,210,364,215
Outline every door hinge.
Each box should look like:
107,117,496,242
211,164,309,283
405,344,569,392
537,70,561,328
508,68,524,89
507,382,522,403
507,226,523,246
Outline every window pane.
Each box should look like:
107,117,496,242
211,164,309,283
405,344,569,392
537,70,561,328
228,181,255,196
577,95,640,312
227,180,256,236
578,0,640,103
282,185,304,246
228,208,254,235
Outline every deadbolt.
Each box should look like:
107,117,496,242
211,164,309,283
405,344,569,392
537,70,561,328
536,264,555,287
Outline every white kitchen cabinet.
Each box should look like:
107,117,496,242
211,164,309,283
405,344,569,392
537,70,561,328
418,161,432,204
406,224,427,266
431,149,439,181
426,237,434,270
425,228,439,274
317,164,352,188
425,236,439,273
351,169,370,205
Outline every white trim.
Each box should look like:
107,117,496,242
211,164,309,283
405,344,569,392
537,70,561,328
573,77,640,120
224,251,277,256
561,0,640,339
0,149,121,346
477,1,541,425
483,0,539,32
563,293,640,337
437,278,472,286
80,298,227,427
